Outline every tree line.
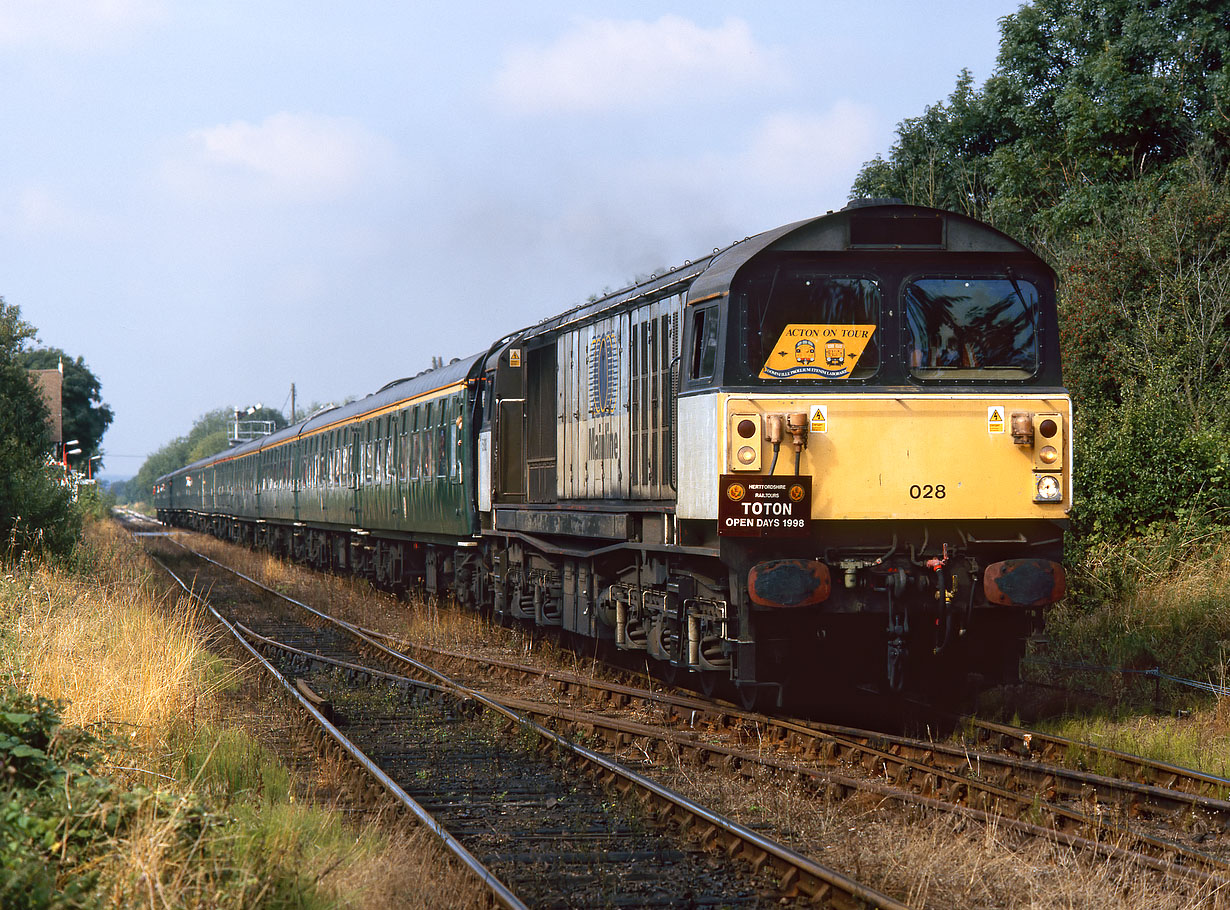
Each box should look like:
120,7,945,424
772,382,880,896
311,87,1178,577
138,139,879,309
853,0,1230,542
116,405,287,505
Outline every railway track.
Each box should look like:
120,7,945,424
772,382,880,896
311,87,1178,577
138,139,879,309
307,626,1230,882
142,529,909,909
964,716,1230,801
367,627,1230,842
135,522,1230,897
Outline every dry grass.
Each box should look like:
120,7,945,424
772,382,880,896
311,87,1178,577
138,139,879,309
653,755,1230,909
0,520,494,909
1042,703,1230,780
1047,527,1230,700
181,530,573,667
3,522,209,748
1035,526,1230,775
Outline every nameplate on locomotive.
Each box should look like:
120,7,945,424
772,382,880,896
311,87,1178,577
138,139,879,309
718,475,811,537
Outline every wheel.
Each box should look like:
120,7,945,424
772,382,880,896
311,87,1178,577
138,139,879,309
737,684,761,712
658,661,680,687
698,670,721,698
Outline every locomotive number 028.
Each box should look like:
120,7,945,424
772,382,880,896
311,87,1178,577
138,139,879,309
908,483,947,499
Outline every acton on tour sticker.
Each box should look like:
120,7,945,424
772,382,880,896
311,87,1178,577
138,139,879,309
759,325,876,380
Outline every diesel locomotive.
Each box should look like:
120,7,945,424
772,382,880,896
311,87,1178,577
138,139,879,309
155,202,1070,706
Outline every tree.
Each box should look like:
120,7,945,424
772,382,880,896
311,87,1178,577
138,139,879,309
853,0,1230,248
17,348,114,469
852,69,996,220
1060,160,1230,419
983,0,1230,244
0,299,79,557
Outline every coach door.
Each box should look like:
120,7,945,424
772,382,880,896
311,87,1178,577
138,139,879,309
350,424,363,524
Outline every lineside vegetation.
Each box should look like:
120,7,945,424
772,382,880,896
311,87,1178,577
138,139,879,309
0,519,483,908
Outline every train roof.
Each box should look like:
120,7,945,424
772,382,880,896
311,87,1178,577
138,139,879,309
508,202,1050,349
689,202,1047,305
157,351,484,482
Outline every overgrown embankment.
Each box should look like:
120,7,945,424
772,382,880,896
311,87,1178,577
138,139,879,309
1020,518,1230,773
0,519,478,908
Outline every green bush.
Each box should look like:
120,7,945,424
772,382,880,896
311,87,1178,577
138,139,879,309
0,688,217,909
1071,388,1230,544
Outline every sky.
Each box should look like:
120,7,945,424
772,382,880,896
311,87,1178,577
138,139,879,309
1,1,1025,480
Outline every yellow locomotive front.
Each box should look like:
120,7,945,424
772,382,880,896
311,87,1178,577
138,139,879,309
676,204,1069,701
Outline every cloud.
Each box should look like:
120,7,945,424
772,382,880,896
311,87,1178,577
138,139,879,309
0,0,165,49
159,112,398,205
437,100,879,298
741,103,878,192
491,16,783,115
0,185,110,237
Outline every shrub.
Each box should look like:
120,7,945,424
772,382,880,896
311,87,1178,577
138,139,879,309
0,687,217,909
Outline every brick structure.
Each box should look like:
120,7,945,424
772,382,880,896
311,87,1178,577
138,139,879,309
29,368,63,446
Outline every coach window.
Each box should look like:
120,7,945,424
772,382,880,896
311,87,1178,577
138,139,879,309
361,422,371,483
380,419,390,482
372,421,381,482
398,412,408,483
437,404,448,478
688,306,719,381
386,418,395,482
905,275,1038,380
423,404,435,478
732,267,880,383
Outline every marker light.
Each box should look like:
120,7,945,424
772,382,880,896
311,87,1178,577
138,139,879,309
729,413,763,471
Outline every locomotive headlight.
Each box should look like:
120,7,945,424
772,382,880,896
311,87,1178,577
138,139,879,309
1038,446,1058,465
1035,475,1062,502
737,445,758,466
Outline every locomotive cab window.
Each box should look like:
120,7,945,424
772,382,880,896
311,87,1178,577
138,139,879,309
732,267,880,383
688,305,719,381
905,276,1039,380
